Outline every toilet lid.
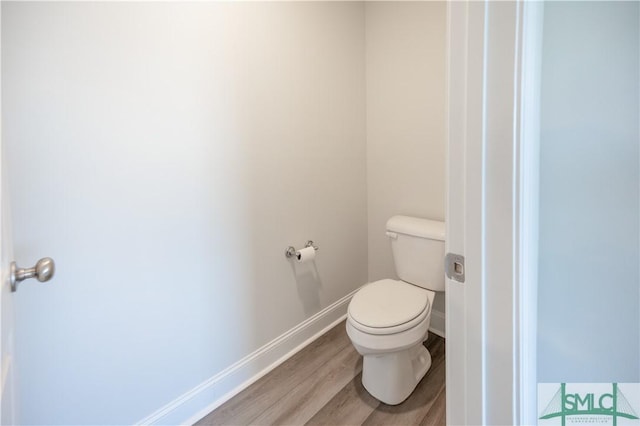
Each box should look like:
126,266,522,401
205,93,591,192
348,279,429,330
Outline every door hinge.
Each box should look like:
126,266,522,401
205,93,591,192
445,253,465,283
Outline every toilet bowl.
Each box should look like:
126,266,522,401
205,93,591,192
346,279,436,405
345,216,445,405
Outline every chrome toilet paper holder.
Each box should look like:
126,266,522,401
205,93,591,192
285,240,319,259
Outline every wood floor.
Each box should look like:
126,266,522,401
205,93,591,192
196,320,446,426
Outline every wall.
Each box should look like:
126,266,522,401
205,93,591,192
365,2,447,317
538,1,639,382
2,2,367,423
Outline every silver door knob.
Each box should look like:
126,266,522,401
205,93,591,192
10,257,55,292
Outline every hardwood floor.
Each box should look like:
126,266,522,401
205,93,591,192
196,321,446,426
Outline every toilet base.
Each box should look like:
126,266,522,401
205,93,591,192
361,343,432,405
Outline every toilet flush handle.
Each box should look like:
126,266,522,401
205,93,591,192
385,231,398,240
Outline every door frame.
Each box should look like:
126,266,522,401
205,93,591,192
446,1,543,424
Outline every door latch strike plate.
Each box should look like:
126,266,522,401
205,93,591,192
445,253,465,283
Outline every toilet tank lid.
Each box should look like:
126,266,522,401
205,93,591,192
386,216,445,240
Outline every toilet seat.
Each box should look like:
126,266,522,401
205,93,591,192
348,279,431,335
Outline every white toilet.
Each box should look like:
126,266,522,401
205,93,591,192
346,215,445,405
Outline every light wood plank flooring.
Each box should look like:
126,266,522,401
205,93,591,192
197,321,446,426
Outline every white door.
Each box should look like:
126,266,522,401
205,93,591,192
0,73,17,426
446,2,543,424
0,178,15,426
0,8,17,420
0,136,57,426
0,13,59,423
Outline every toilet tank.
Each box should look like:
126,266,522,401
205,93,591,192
386,216,445,292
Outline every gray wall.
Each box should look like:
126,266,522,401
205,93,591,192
538,1,639,382
365,2,447,320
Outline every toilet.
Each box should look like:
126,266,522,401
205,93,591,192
346,215,445,405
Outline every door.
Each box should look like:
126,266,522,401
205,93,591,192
0,6,17,419
0,130,56,426
446,1,542,424
0,11,58,422
0,49,17,424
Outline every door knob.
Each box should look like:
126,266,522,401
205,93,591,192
10,257,55,292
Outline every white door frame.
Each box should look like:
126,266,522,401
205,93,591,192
446,1,543,424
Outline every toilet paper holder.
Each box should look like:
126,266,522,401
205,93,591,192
285,241,319,259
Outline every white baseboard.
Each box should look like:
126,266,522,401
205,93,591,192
429,309,446,338
136,288,359,426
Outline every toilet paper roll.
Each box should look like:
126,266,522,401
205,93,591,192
296,246,316,263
